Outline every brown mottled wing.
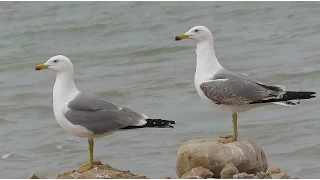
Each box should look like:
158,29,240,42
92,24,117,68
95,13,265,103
199,78,281,106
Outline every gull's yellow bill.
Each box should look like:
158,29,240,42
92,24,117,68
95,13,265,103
35,63,49,71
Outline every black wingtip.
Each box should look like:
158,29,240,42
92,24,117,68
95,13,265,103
145,119,176,128
121,119,175,130
250,91,317,104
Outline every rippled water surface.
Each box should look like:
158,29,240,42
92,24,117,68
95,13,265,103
0,2,320,178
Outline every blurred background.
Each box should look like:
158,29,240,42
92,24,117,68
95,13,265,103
0,1,319,178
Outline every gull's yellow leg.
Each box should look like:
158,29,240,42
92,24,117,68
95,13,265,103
77,139,94,172
218,113,238,143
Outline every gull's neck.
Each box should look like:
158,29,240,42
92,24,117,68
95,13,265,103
195,40,223,81
53,71,79,105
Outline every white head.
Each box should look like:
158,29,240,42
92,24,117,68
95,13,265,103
175,26,213,43
35,55,74,73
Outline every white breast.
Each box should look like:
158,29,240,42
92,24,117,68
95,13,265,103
53,87,94,138
53,102,94,138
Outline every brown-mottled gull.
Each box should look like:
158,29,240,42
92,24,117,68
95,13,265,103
175,25,315,143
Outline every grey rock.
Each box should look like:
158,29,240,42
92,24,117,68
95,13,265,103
181,166,214,179
271,172,290,179
220,163,239,179
176,138,268,178
256,171,267,179
183,176,202,179
233,173,255,179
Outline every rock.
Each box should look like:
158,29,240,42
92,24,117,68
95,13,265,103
271,172,290,179
161,176,172,179
27,173,40,179
268,167,282,174
233,173,255,179
53,161,148,179
176,138,268,178
220,163,239,179
256,171,267,179
181,166,214,179
183,176,202,179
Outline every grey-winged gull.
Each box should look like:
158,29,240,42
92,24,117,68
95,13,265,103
35,55,175,172
175,25,316,143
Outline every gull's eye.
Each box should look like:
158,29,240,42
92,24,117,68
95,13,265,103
53,60,58,63
194,29,199,33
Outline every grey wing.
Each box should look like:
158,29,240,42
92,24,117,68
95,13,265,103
65,93,147,134
199,78,282,106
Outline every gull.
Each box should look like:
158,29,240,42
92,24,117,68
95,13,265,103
35,55,175,172
175,25,316,143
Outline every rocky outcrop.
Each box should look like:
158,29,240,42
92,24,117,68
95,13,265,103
27,161,295,179
220,163,239,179
178,164,292,179
28,161,148,179
176,138,268,178
26,142,296,179
181,166,214,179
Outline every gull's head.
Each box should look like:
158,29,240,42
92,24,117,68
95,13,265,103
35,55,73,73
175,26,212,43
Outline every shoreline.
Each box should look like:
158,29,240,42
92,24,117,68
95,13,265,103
28,161,295,179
